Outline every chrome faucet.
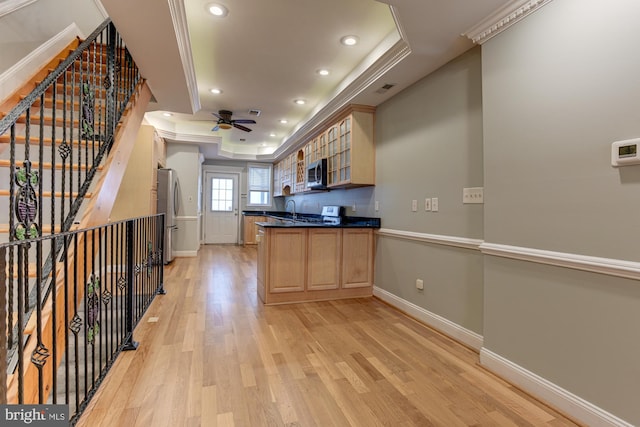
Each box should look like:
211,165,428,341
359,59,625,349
285,199,297,220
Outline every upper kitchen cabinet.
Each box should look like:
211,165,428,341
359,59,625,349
328,107,375,188
272,104,375,195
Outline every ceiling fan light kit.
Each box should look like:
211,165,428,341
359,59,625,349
211,109,256,132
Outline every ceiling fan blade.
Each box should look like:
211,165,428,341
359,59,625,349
211,112,222,120
232,119,256,124
212,125,220,131
233,123,253,132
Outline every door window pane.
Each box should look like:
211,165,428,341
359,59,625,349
211,177,233,211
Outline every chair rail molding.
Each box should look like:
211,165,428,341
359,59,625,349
376,228,483,251
480,242,640,281
463,0,554,44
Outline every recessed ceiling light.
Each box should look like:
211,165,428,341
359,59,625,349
270,133,276,137
294,99,306,105
162,112,173,117
210,88,222,94
340,35,359,46
207,3,228,17
279,119,288,124
316,69,330,76
261,143,267,147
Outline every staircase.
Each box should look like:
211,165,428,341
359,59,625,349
0,18,157,422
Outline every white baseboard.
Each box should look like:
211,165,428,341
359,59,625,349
0,23,85,104
480,348,634,427
373,286,483,351
173,250,198,258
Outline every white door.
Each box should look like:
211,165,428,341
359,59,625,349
204,172,239,244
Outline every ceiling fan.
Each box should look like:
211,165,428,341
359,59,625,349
211,110,256,132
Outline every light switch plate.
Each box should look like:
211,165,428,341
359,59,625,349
411,199,418,212
431,197,439,212
424,198,431,211
463,187,484,204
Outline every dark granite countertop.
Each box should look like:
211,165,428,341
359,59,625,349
243,210,380,228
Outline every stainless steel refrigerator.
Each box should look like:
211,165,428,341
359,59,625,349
157,168,179,264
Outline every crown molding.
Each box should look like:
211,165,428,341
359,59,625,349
463,0,554,44
167,0,201,113
272,30,410,160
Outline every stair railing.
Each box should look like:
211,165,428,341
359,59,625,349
0,17,140,381
0,17,145,419
0,214,165,424
0,18,140,240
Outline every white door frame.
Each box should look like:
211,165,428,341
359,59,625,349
202,165,243,244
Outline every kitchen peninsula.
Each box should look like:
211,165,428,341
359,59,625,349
246,210,380,305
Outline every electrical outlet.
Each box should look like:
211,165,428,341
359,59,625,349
424,198,431,211
375,201,379,211
411,199,418,212
416,279,424,290
352,201,357,212
431,197,439,212
463,187,484,204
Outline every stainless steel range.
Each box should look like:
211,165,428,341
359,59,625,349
320,205,343,225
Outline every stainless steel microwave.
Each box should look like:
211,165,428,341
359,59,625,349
306,158,327,189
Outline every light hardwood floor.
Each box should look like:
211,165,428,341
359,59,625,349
77,245,580,427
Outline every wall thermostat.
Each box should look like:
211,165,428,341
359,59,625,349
611,138,640,167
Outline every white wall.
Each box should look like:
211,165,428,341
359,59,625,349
0,0,104,73
166,143,201,256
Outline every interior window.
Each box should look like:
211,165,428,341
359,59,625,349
247,163,272,207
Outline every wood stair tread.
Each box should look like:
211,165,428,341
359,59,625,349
0,134,106,145
0,190,93,198
0,114,81,127
0,159,104,171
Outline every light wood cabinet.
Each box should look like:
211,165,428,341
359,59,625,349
257,225,374,305
268,228,307,294
273,163,282,197
256,227,267,302
272,105,374,196
342,228,374,288
328,110,375,188
243,215,265,245
294,149,306,194
307,229,341,291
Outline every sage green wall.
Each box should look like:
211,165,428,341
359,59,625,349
287,47,485,335
373,47,484,334
482,0,640,423
373,47,484,238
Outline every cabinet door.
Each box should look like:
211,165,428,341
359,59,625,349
338,117,352,183
307,229,341,290
273,163,282,197
319,132,327,159
342,228,373,288
327,126,338,185
243,216,256,245
257,227,267,302
269,228,307,293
